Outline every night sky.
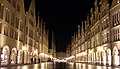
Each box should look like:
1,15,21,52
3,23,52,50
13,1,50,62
25,0,95,52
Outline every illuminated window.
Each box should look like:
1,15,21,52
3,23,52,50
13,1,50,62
116,28,120,40
116,13,119,25
102,18,109,31
112,29,120,41
112,12,120,27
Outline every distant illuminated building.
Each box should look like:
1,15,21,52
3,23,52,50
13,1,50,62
56,52,66,60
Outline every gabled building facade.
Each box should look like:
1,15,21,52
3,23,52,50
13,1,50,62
67,0,120,66
0,0,49,65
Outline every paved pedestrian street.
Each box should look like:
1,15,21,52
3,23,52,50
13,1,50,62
1,62,120,69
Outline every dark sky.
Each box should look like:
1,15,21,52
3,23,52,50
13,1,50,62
25,0,95,52
36,0,95,52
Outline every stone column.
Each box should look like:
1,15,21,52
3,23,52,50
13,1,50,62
8,50,11,65
16,51,19,64
111,49,114,66
15,55,17,64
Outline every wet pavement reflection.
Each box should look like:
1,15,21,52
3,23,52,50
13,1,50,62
1,62,120,69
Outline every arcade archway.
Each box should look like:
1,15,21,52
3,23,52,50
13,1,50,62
113,46,119,66
1,46,10,65
17,50,22,64
11,48,17,64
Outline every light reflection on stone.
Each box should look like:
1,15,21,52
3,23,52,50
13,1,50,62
41,63,45,69
1,62,120,69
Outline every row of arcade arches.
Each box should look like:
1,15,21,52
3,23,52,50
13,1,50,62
91,46,119,66
75,46,120,66
0,46,38,65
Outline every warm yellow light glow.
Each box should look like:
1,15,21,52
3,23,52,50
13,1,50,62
44,54,47,57
90,50,93,53
22,66,28,69
114,55,119,66
1,4,3,6
34,64,39,69
88,65,92,68
34,50,38,54
71,56,75,58
22,46,26,51
103,56,106,65
76,54,79,57
82,52,87,55
118,0,120,3
108,55,111,65
78,53,82,56
41,63,45,69
53,58,56,60
40,53,44,56
49,55,53,58
69,62,74,65
97,46,103,51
